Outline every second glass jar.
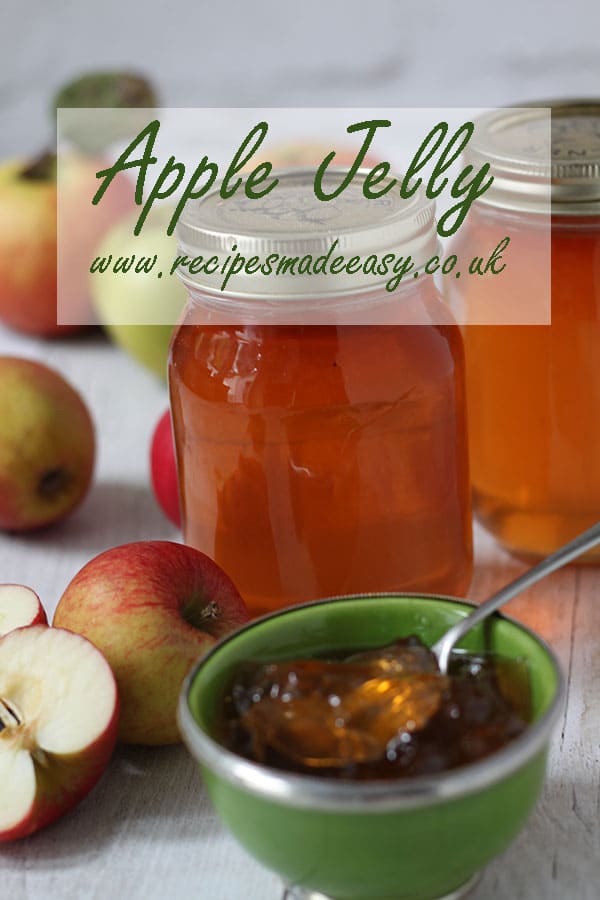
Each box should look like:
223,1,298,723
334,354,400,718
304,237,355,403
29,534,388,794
449,103,600,561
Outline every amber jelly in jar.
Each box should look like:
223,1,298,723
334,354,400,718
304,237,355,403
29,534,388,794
169,168,472,615
448,103,600,561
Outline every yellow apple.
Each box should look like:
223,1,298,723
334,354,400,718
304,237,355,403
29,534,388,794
0,357,95,530
90,207,186,379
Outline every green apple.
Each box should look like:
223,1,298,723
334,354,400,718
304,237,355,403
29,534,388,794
90,206,186,379
53,70,158,156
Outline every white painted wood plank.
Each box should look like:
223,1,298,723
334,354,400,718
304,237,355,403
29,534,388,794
469,534,600,900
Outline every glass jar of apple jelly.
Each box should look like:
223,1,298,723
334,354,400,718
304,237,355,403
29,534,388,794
169,168,472,615
448,102,600,560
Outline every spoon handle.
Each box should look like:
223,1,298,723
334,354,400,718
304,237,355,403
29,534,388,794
433,520,600,674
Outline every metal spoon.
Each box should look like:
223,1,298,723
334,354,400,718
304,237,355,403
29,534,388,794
433,521,600,674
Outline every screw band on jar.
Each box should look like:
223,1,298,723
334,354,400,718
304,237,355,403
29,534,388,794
464,101,600,215
175,167,439,300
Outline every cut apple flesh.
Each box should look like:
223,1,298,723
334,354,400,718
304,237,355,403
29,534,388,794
0,748,36,838
0,584,46,636
0,626,118,838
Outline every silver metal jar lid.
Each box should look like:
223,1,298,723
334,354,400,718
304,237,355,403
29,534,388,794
176,167,437,299
465,101,600,216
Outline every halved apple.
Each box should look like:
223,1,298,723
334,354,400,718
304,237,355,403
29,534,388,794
0,584,47,636
0,625,119,841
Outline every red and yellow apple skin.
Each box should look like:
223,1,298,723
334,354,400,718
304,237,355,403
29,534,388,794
0,625,119,842
0,357,95,531
58,153,133,328
0,160,63,336
150,410,181,527
0,155,132,337
54,541,250,745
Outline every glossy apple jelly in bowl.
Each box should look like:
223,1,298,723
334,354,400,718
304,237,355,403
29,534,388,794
218,636,532,781
179,593,563,900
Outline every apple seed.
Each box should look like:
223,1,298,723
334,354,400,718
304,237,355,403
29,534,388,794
0,697,22,732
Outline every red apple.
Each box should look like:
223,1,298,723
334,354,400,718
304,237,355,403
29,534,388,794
58,151,134,328
151,410,181,527
0,625,118,841
0,585,46,636
53,542,250,745
0,152,132,336
0,155,65,336
0,357,95,531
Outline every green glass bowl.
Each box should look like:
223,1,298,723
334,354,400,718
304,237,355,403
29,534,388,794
178,594,564,900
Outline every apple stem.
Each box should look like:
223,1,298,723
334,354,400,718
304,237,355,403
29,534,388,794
0,697,21,731
200,600,221,621
182,597,222,630
20,150,57,182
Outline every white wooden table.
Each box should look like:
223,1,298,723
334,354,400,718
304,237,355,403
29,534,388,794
0,327,597,900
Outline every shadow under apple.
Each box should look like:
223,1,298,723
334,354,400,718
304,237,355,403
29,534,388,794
7,479,179,554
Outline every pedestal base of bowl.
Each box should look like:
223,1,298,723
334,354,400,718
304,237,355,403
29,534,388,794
283,871,481,900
